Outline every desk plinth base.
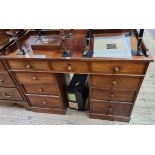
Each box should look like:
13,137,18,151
27,107,66,115
89,112,130,123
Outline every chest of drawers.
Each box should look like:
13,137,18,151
89,61,148,122
6,59,67,114
0,60,28,107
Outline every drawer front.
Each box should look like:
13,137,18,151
23,84,59,95
91,100,132,117
0,72,15,87
51,61,89,73
0,87,23,100
90,75,142,90
0,60,5,72
91,88,135,102
91,61,146,74
27,95,62,109
15,72,55,84
7,60,50,71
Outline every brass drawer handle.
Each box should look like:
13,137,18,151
113,66,120,73
0,79,4,83
2,92,12,98
43,100,47,105
67,64,72,70
38,88,43,92
112,80,117,86
32,76,37,80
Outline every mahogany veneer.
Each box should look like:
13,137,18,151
0,29,153,122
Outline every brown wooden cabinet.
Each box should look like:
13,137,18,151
89,61,149,122
0,29,153,122
13,70,67,114
0,60,27,107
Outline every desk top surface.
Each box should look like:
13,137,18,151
1,30,154,62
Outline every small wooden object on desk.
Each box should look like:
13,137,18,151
0,29,153,122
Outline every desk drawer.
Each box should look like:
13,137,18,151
0,72,15,87
15,72,55,84
91,61,146,74
91,100,132,117
0,87,23,100
91,88,135,102
7,60,50,71
0,60,5,72
51,61,89,73
27,95,62,109
90,75,142,90
23,84,59,95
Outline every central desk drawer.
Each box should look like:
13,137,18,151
15,72,55,84
51,61,89,73
90,75,142,90
91,100,132,117
23,84,59,95
27,95,62,109
91,61,146,74
91,88,135,102
7,60,50,71
0,72,15,87
0,87,23,100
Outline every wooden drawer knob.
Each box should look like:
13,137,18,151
112,80,117,86
0,79,4,83
108,106,113,113
32,76,37,80
110,92,114,98
113,66,120,73
38,88,43,92
67,64,72,70
2,92,6,96
43,100,47,105
26,64,32,69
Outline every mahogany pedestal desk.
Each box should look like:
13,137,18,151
0,30,153,122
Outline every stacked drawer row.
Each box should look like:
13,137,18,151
6,59,149,121
0,60,24,105
89,62,148,122
7,59,147,74
6,60,67,114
